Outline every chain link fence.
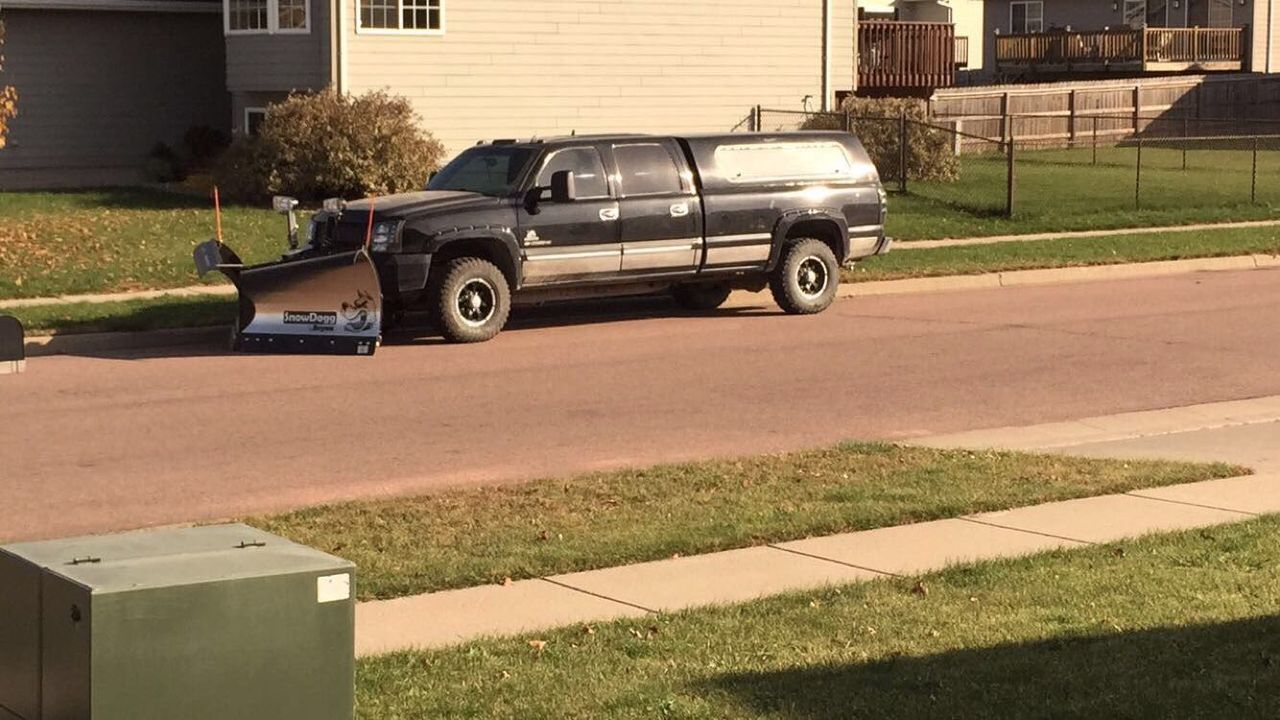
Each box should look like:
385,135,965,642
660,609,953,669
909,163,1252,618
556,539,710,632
753,106,1280,219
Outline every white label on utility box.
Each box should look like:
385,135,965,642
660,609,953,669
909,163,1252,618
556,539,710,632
317,573,352,603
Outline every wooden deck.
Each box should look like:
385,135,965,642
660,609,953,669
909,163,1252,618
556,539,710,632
858,20,956,91
995,27,1244,74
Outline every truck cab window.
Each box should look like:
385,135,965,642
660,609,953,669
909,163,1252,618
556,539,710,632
614,143,683,196
536,147,610,199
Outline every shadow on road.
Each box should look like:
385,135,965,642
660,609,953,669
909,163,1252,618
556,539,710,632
38,294,783,360
704,615,1280,719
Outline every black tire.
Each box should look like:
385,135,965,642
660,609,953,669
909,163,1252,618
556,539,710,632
671,283,732,311
769,238,839,315
434,257,511,343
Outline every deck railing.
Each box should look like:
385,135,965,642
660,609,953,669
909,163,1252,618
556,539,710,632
859,20,956,90
995,27,1243,69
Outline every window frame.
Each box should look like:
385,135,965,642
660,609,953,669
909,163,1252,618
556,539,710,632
224,0,310,36
1009,0,1044,33
244,107,268,136
534,146,613,201
356,0,445,36
610,142,690,198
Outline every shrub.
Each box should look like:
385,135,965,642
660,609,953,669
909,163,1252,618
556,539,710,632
0,18,17,150
802,97,959,183
214,90,446,201
183,125,231,168
144,142,185,183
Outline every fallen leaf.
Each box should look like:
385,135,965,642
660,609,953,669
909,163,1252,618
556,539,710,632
912,581,929,598
528,639,547,654
500,577,513,587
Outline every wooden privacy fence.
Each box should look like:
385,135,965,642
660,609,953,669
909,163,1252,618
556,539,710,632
929,73,1280,146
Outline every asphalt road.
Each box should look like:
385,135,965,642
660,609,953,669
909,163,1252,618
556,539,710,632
4,268,1280,542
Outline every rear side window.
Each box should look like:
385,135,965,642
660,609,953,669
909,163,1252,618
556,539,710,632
536,147,610,198
714,142,855,183
613,143,683,196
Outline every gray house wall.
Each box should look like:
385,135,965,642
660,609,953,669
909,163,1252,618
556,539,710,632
0,7,229,189
224,0,330,92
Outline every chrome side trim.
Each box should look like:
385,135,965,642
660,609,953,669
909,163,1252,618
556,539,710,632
707,232,772,245
523,243,622,283
847,224,883,236
705,243,770,266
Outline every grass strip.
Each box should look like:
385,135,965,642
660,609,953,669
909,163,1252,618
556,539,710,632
249,443,1241,601
847,225,1280,283
356,515,1280,719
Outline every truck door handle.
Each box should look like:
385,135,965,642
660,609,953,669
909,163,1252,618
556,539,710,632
599,208,619,222
670,203,689,218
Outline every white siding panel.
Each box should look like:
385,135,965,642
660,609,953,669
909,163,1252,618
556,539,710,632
344,0,856,156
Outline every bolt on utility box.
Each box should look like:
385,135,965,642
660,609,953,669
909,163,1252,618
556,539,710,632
0,524,355,720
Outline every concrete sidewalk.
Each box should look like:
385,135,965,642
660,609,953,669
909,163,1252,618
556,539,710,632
355,395,1280,656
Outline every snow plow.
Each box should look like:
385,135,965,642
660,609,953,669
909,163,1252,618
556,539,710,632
194,194,382,356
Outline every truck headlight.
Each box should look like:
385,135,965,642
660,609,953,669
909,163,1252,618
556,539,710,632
370,221,401,252
272,195,299,214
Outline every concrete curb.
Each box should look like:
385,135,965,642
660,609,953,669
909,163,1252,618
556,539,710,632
898,219,1280,250
23,254,1278,357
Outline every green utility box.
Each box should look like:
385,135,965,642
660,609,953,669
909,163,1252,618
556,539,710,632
0,524,355,720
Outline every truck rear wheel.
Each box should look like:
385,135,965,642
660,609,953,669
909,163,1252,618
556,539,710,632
435,257,511,343
770,238,839,315
671,283,732,311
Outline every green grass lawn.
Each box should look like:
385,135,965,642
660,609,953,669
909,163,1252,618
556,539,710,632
0,188,282,299
844,224,1280,283
250,443,1239,601
888,145,1280,240
355,516,1280,719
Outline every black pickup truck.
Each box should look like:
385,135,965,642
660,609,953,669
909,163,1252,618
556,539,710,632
196,131,889,353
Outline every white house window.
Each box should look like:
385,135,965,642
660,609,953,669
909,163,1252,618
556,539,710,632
1009,1,1044,33
245,108,268,136
225,0,309,34
227,0,269,31
358,0,443,33
277,0,309,30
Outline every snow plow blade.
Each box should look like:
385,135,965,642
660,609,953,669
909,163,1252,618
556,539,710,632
194,240,382,356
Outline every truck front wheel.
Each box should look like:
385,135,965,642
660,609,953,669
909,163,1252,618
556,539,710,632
435,257,511,343
770,238,839,315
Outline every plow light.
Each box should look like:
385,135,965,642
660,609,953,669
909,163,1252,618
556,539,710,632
272,195,299,214
323,197,348,214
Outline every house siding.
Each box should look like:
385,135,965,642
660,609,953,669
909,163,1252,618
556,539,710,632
0,9,229,189
224,0,332,94
340,0,855,156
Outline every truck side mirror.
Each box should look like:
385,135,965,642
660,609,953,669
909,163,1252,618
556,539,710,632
550,170,577,203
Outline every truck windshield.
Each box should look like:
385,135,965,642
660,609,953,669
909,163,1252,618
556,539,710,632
427,146,536,196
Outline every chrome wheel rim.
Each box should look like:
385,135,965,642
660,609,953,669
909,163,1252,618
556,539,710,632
796,256,829,299
456,278,497,327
